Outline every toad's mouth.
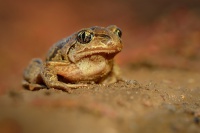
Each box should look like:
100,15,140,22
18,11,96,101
69,48,122,63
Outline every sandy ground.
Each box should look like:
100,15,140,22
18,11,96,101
0,67,200,133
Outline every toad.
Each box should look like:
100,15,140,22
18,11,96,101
22,25,123,93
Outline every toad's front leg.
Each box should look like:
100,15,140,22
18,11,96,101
41,61,87,93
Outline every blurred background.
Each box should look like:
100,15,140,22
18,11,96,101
0,0,200,93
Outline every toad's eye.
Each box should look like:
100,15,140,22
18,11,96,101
114,29,122,38
77,30,93,44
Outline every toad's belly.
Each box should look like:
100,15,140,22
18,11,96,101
56,56,114,83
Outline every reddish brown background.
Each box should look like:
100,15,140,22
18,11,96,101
0,0,200,93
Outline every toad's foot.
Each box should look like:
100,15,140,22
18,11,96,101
22,80,46,91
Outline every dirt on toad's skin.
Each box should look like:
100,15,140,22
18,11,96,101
0,67,200,133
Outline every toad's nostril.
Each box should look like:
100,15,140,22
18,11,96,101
96,34,111,45
96,34,111,39
101,39,109,44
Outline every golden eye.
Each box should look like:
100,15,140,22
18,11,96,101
115,28,122,38
77,30,93,44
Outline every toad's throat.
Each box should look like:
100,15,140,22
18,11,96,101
70,48,121,62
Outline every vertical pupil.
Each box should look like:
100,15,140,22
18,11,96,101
77,31,92,44
82,32,86,41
